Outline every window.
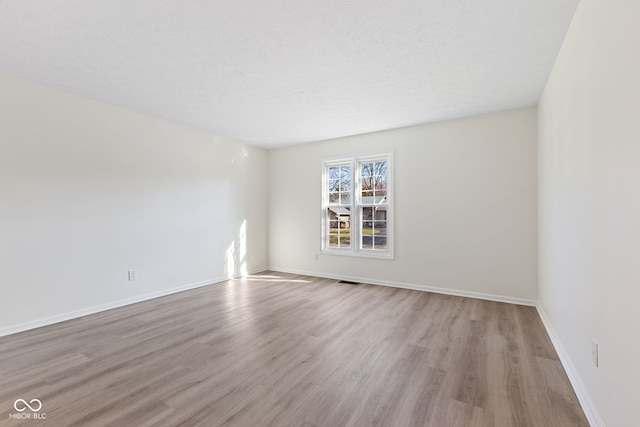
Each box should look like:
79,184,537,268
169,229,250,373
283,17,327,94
322,152,393,258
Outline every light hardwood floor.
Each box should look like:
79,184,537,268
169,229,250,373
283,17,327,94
0,272,588,426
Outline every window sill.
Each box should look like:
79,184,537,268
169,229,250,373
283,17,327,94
320,249,394,260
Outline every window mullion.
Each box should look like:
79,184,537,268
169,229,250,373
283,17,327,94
353,158,360,252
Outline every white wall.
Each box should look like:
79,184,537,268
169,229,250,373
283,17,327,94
538,0,640,425
0,74,268,334
269,108,538,302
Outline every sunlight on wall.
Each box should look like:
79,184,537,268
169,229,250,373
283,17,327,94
224,220,248,279
230,144,250,165
239,220,247,277
222,142,253,280
224,242,235,280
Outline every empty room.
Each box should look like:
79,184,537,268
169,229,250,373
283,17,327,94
0,0,638,426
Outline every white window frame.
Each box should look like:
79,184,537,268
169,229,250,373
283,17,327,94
321,151,394,259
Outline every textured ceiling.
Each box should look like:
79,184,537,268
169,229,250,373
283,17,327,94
0,0,578,148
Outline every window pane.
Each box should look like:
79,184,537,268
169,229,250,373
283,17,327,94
327,207,351,248
361,176,374,192
329,167,340,180
361,162,374,178
328,164,351,194
376,174,388,191
373,221,387,235
329,192,339,203
373,189,387,202
361,164,374,202
361,209,388,250
362,161,385,177
373,236,388,250
362,207,373,221
374,207,387,221
362,161,387,202
361,229,374,249
340,192,351,205
374,161,387,175
340,166,351,187
361,205,375,250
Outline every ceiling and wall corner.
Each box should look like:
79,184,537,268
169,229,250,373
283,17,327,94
0,0,578,148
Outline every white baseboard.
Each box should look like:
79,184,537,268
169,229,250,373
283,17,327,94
267,267,537,306
0,267,268,338
536,304,604,427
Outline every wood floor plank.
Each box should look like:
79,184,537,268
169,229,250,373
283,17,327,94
0,271,588,426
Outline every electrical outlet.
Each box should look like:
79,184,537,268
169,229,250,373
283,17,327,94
592,339,599,367
128,270,137,281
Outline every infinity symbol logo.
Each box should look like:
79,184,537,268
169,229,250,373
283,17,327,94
14,399,42,412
